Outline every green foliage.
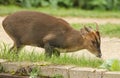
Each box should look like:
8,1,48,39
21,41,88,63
78,0,120,10
59,0,74,8
0,0,16,5
110,60,120,71
100,59,120,71
88,0,108,10
17,0,42,8
0,0,120,10
29,66,40,78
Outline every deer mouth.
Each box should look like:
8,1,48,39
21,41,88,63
96,53,102,58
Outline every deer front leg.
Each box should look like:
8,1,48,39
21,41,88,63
44,43,53,58
53,49,60,57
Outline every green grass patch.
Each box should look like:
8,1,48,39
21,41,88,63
0,5,120,18
0,43,103,68
71,23,120,38
1,43,120,71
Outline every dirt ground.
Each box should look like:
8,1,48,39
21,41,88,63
63,17,120,24
0,16,120,60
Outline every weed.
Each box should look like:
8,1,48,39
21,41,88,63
110,59,120,71
29,66,40,78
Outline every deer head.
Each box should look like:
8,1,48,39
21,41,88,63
80,23,102,58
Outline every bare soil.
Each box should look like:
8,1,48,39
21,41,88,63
0,17,120,60
62,17,120,24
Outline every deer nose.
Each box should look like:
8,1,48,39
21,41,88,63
97,53,102,58
96,48,102,58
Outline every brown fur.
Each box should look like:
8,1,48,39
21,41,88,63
2,11,102,58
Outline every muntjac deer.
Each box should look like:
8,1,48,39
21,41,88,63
2,11,102,58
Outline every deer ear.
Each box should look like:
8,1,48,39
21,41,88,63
80,25,93,38
81,34,86,39
80,32,86,39
80,27,87,33
80,27,88,38
81,31,93,39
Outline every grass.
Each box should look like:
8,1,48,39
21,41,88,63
0,5,120,18
71,23,120,38
0,43,103,68
1,43,120,71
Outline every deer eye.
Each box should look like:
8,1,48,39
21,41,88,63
92,41,95,45
92,40,100,48
91,41,97,47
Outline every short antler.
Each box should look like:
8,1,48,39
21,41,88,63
95,22,99,31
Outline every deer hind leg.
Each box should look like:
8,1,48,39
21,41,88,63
9,40,24,54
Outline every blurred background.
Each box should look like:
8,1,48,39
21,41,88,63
0,0,120,17
0,0,120,10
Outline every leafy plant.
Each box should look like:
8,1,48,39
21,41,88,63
100,59,120,71
29,66,40,78
0,0,16,5
0,0,120,10
110,59,120,71
18,0,40,8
